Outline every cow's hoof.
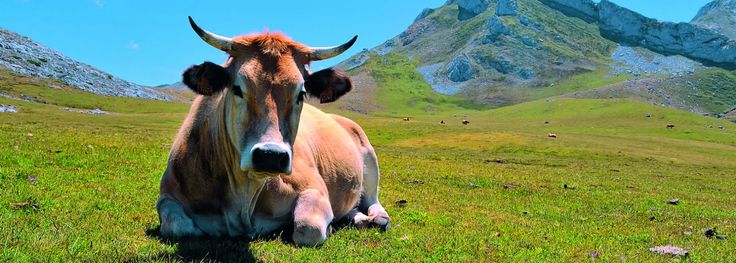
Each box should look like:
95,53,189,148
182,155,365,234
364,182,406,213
293,223,327,247
371,215,391,232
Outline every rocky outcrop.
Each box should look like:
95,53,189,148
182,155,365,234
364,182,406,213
0,28,170,100
447,54,476,82
691,0,736,39
415,8,436,22
539,0,736,69
456,0,491,20
483,16,511,43
496,0,518,16
598,0,736,69
539,0,598,23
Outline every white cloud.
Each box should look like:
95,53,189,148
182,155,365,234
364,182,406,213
128,41,140,51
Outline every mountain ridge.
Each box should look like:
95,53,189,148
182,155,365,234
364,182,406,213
0,28,171,100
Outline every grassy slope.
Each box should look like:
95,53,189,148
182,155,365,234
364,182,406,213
0,69,189,114
2,70,736,261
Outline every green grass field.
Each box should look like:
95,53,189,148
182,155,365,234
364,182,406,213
2,70,736,261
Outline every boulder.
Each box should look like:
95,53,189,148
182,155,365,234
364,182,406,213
483,16,511,43
457,0,491,20
496,0,518,16
447,54,476,82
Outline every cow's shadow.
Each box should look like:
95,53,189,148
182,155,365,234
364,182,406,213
135,226,287,262
136,221,352,262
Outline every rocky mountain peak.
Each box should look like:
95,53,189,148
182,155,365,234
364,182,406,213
692,0,736,39
0,28,170,100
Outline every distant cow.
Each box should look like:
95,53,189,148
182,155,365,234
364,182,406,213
667,124,675,129
403,117,410,121
719,126,725,130
462,120,470,125
157,17,389,246
440,120,445,124
547,133,558,138
645,113,652,118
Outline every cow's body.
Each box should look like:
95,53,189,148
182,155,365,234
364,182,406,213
158,100,377,238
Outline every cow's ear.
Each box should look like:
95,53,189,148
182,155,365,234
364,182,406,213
304,68,352,104
182,61,231,96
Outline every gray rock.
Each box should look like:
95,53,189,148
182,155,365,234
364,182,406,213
415,8,435,22
336,49,370,71
483,16,511,43
457,0,491,20
447,54,476,82
0,29,170,100
519,15,530,26
691,0,736,40
496,0,518,16
0,104,18,113
539,0,599,23
521,36,538,47
598,0,736,69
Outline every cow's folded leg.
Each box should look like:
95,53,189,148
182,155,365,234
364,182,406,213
346,208,371,228
157,196,203,238
359,150,391,232
292,189,333,247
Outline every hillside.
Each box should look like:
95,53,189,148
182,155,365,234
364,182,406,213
692,0,736,39
332,0,736,120
0,28,170,100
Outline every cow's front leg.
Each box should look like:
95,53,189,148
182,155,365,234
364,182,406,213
157,196,204,238
292,189,334,247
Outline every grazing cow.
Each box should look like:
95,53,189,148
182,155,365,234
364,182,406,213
667,124,675,129
403,117,410,121
157,17,390,246
440,120,445,124
547,132,558,138
462,120,470,125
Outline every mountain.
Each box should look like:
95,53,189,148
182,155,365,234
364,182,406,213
692,0,736,40
333,0,736,118
0,28,170,100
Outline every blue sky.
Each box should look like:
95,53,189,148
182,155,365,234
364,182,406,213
0,0,713,86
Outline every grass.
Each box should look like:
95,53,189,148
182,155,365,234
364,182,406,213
362,52,489,116
2,74,736,261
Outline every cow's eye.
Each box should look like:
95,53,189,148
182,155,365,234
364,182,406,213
297,90,306,104
232,85,243,98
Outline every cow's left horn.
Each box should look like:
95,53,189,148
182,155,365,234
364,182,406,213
308,35,358,61
188,16,232,52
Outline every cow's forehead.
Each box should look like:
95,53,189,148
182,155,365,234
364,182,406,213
228,33,309,88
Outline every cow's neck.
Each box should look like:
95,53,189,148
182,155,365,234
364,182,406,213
211,95,267,234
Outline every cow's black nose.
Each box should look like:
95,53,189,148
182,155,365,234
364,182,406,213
252,145,290,173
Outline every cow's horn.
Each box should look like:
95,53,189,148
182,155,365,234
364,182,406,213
308,35,358,61
188,16,232,52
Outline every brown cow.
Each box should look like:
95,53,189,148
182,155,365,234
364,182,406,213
462,119,470,125
157,17,389,246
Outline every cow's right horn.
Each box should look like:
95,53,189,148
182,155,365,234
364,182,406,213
188,16,232,52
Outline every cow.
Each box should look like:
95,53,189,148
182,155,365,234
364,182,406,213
462,119,470,125
667,124,675,129
156,17,390,247
403,117,410,121
547,132,558,138
440,120,445,125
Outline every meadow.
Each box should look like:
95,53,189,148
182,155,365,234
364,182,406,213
2,75,736,262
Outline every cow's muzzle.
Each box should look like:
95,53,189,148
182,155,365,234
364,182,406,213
250,143,292,174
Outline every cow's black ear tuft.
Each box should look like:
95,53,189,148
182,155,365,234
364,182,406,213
182,61,231,96
304,68,352,104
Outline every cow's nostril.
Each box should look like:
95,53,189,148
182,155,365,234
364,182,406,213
252,145,290,173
